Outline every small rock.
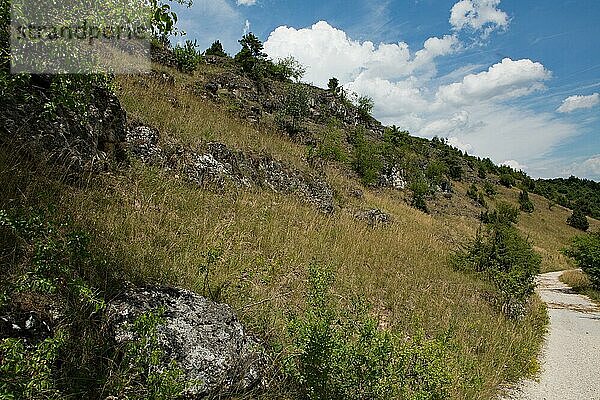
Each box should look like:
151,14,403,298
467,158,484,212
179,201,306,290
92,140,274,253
355,209,392,227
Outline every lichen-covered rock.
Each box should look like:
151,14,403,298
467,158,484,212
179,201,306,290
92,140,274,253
355,209,392,227
125,125,163,164
125,126,335,213
0,311,52,346
1,76,127,173
105,287,266,398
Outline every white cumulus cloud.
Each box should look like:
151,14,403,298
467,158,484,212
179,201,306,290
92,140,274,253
450,0,509,36
435,58,551,106
556,93,600,113
236,0,257,6
263,21,460,87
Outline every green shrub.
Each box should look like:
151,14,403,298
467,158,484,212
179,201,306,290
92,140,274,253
173,40,202,73
480,202,519,226
268,56,306,82
483,182,497,197
309,121,348,163
410,179,430,213
567,209,589,231
467,184,479,201
455,220,540,317
425,161,448,187
477,166,487,179
352,134,384,186
355,95,374,120
204,40,227,57
467,184,486,206
0,330,67,399
519,190,534,213
286,263,451,400
499,174,515,188
0,210,190,398
276,83,310,136
563,232,600,289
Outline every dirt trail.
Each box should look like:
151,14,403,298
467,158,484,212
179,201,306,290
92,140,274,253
508,271,600,400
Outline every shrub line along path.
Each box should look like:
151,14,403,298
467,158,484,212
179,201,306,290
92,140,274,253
508,271,600,400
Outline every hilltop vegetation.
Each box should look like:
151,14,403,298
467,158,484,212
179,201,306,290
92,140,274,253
1,5,600,399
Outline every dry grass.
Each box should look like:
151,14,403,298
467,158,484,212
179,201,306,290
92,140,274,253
115,67,308,171
0,64,557,399
55,163,546,399
560,270,600,304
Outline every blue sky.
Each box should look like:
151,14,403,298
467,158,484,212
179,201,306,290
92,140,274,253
175,0,600,180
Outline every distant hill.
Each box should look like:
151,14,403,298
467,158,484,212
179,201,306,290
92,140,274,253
534,176,600,220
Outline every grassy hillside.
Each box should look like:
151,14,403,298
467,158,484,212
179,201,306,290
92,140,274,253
2,51,598,399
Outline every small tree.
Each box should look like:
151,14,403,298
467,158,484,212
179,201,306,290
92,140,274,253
172,40,201,73
410,179,429,213
277,84,310,135
567,209,589,231
204,40,227,57
238,33,266,58
234,33,267,75
328,77,340,96
269,56,306,82
356,95,374,120
563,232,600,289
518,190,534,213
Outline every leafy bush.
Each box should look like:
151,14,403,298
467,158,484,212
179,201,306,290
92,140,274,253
483,182,497,197
518,190,534,213
467,184,486,207
276,83,310,136
567,209,589,231
327,77,340,96
499,173,515,188
0,210,191,398
352,133,384,186
410,179,430,213
173,40,202,73
425,161,448,187
0,331,67,399
563,232,600,289
286,263,451,400
356,95,375,120
309,121,348,163
455,216,540,317
268,56,306,82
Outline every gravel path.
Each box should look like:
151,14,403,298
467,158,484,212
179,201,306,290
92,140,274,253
508,271,600,400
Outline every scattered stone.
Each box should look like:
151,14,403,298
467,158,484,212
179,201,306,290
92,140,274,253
355,209,392,227
0,311,53,346
105,286,266,398
126,125,163,164
349,189,364,199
